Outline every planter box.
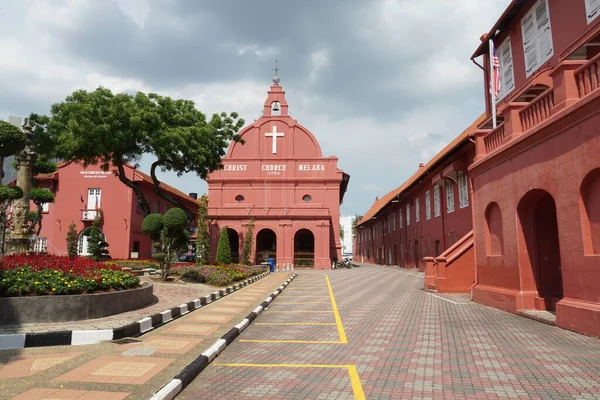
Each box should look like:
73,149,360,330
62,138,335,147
0,282,153,324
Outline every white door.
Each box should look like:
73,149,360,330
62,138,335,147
78,234,90,256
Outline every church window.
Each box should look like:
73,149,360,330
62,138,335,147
406,204,411,226
425,191,431,220
235,195,245,203
521,0,553,78
434,185,441,217
302,194,312,203
415,199,420,222
446,180,455,213
458,172,469,208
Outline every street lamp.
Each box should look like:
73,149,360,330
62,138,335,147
5,118,37,255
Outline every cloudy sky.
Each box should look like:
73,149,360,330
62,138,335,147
0,0,509,216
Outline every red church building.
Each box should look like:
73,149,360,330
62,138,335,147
29,162,199,260
470,0,600,337
206,76,349,270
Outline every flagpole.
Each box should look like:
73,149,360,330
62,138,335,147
489,38,497,129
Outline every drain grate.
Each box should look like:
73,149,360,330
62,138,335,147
111,337,144,345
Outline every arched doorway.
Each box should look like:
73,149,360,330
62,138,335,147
77,227,105,256
255,228,276,264
517,190,563,311
294,229,315,268
226,228,240,264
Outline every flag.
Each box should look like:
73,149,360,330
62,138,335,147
490,44,501,100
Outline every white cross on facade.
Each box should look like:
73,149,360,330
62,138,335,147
265,126,284,154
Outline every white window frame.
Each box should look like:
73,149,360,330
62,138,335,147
497,37,515,101
446,180,455,213
399,210,403,228
521,0,554,78
458,172,469,208
41,188,51,213
425,191,431,220
433,185,441,217
415,198,420,222
585,0,600,24
406,204,411,226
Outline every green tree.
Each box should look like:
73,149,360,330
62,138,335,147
0,120,26,185
339,225,344,242
87,212,110,261
216,227,232,265
195,195,211,265
142,208,188,280
37,87,244,222
352,215,362,236
66,222,78,258
241,217,255,265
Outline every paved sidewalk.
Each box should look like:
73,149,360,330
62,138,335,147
0,279,218,334
0,272,293,400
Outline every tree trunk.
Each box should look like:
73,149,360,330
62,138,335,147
0,203,8,257
150,161,194,222
116,161,151,216
0,156,4,185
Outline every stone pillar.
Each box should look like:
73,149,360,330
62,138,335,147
473,129,490,162
5,144,36,255
550,60,586,113
502,102,527,142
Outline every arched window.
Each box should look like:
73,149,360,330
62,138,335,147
581,168,600,255
235,195,245,203
485,202,504,256
302,194,312,203
271,101,281,116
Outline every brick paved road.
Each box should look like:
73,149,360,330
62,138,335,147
179,265,600,399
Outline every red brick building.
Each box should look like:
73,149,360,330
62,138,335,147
29,161,198,260
354,113,484,292
206,78,349,269
470,0,600,336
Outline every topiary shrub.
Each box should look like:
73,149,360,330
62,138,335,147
142,208,188,280
216,227,232,265
0,121,26,158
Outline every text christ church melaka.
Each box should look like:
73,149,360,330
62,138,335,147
206,75,350,270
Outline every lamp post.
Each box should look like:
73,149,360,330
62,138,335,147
5,119,37,255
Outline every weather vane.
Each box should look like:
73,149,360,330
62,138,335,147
273,60,280,84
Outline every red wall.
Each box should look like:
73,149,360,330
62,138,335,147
471,92,600,336
483,0,594,115
35,162,197,260
356,143,475,270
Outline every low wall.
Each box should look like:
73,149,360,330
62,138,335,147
0,282,153,324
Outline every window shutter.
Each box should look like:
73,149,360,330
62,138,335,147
586,0,600,23
499,38,515,99
534,0,554,66
521,9,538,77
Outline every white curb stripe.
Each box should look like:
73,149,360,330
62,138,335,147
253,305,263,315
235,319,250,332
71,329,113,345
138,317,153,333
161,310,172,323
215,338,227,355
149,378,182,400
0,334,26,350
193,299,201,308
179,304,188,314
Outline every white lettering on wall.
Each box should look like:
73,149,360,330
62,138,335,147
223,164,248,171
298,165,325,171
80,171,111,179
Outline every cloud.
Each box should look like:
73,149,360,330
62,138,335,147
0,0,510,215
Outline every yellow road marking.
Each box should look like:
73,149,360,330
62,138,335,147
254,322,336,325
326,275,348,344
265,310,332,313
239,339,344,344
214,363,365,400
273,301,330,304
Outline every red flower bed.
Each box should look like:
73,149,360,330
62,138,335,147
0,254,139,297
0,254,122,276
